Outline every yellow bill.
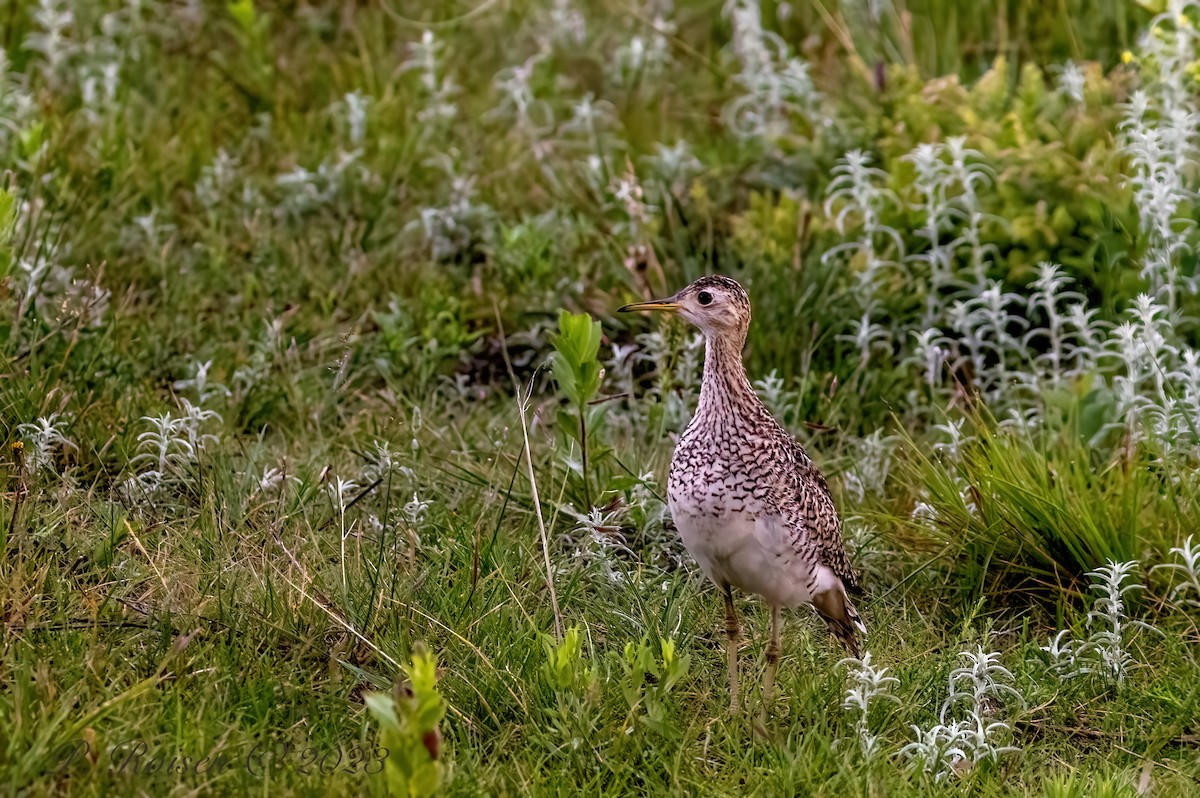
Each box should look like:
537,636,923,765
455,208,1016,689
618,297,681,313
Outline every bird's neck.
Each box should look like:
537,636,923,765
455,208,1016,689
697,330,758,418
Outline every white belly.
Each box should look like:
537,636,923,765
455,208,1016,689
670,501,816,607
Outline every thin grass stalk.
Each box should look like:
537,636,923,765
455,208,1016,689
516,379,563,640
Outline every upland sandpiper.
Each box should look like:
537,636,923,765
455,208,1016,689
620,275,865,718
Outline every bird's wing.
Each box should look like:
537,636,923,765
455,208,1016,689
787,440,861,594
752,510,865,654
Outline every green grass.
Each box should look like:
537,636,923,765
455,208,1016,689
5,480,1199,796
2,0,1200,796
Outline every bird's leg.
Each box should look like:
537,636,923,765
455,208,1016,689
723,586,740,714
759,604,782,728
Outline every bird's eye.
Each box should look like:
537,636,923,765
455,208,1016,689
697,291,713,306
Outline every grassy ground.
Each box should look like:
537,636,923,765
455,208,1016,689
2,0,1200,796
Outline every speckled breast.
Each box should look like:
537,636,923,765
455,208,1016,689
667,424,779,521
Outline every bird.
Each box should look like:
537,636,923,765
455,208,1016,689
619,274,864,720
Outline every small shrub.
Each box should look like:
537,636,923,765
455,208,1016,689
365,646,448,798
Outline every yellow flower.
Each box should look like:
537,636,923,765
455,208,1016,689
1122,51,1136,64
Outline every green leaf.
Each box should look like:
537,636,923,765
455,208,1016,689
551,311,603,406
0,187,14,244
364,692,400,731
228,0,258,34
365,647,447,798
556,408,580,445
551,352,578,405
18,122,44,160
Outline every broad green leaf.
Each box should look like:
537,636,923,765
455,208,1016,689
228,0,258,33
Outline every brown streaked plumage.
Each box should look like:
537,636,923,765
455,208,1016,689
620,274,865,721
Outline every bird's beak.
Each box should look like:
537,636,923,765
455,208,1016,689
618,295,681,313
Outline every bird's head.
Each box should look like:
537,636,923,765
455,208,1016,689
618,275,751,340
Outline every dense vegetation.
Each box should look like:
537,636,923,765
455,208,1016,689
2,0,1199,795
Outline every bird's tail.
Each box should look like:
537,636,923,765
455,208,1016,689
813,586,866,659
